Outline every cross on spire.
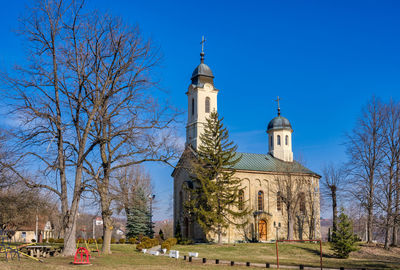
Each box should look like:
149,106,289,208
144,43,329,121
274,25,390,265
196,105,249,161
275,96,281,116
200,36,206,63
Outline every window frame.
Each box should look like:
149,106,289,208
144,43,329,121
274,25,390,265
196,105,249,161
205,97,210,113
257,190,264,211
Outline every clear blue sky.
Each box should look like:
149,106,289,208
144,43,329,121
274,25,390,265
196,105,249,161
1,0,400,220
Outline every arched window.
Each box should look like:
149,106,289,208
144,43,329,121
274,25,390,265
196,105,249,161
191,98,195,115
270,136,273,148
277,135,281,145
277,191,282,211
258,191,264,211
205,97,210,113
299,192,306,214
238,190,244,211
285,135,289,145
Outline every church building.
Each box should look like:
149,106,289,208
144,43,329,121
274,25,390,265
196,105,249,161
172,49,321,243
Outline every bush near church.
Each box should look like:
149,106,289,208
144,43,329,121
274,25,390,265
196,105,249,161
128,237,137,244
119,238,126,244
161,242,171,251
97,238,103,244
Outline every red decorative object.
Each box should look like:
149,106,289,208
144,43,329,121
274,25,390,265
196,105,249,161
73,247,91,265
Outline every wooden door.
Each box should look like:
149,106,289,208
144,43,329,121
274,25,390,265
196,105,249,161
258,220,267,241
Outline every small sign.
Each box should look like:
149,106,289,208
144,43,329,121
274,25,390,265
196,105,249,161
95,219,103,226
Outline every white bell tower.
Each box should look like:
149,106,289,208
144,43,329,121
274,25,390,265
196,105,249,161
267,97,293,162
186,38,218,150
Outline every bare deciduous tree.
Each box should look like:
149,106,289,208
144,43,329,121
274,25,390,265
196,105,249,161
376,100,400,248
275,162,309,240
322,163,344,235
345,97,385,243
75,14,180,253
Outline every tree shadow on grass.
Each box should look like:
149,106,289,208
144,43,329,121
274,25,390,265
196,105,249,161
296,246,393,269
295,245,336,259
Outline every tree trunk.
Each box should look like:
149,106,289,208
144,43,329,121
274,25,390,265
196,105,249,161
102,215,113,254
287,206,294,240
217,225,222,244
392,166,399,246
331,186,338,233
62,194,81,256
367,172,374,243
100,177,113,254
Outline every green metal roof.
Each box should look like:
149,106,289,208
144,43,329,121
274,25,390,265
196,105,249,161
230,152,317,175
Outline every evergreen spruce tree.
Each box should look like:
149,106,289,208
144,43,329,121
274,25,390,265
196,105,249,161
330,208,357,258
126,188,150,239
187,111,249,244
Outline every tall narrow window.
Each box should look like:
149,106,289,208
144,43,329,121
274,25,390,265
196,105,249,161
205,97,210,113
285,135,289,145
191,98,194,115
277,135,281,145
238,190,244,211
258,191,264,211
299,192,306,214
277,191,282,211
270,136,273,148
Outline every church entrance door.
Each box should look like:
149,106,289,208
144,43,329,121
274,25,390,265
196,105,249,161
258,220,267,241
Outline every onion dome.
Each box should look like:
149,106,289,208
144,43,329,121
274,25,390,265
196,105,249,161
267,116,292,132
191,52,214,85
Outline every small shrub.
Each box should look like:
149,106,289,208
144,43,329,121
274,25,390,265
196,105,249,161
161,242,171,251
55,238,64,243
31,239,36,243
143,241,152,249
128,237,137,244
42,239,47,244
165,238,177,246
151,238,159,246
87,238,94,244
141,236,150,243
119,238,126,244
111,238,116,244
97,238,103,244
136,243,144,251
48,238,55,244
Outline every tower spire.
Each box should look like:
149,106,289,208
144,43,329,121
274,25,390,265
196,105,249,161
275,96,281,116
200,36,206,63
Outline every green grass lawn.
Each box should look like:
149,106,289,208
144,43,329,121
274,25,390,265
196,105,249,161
0,242,399,269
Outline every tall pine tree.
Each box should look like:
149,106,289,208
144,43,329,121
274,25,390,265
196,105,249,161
126,188,151,238
187,111,248,244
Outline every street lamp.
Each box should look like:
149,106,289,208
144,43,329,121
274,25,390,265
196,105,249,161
148,194,155,238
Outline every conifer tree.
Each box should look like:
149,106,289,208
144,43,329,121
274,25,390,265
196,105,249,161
330,208,357,258
187,111,248,244
126,188,150,238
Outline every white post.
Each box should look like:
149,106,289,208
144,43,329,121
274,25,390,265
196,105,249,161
93,218,96,239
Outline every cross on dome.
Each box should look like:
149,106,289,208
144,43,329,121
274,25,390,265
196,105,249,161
275,96,281,116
